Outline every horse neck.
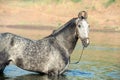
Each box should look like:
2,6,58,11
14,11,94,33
53,18,78,54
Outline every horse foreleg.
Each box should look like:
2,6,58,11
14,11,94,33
0,60,12,73
48,69,59,76
0,64,6,73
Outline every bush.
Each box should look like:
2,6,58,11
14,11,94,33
71,0,82,3
104,0,116,8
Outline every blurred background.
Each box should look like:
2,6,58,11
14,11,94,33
0,0,120,45
0,0,120,34
0,0,120,80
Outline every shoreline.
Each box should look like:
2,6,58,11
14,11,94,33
0,25,120,33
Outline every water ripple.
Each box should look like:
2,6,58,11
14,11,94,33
64,69,94,78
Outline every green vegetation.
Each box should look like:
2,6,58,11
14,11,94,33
7,0,82,4
91,6,96,10
17,0,62,4
71,0,82,3
104,0,116,8
21,0,82,3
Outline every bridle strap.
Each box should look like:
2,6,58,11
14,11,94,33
81,37,89,41
70,46,85,64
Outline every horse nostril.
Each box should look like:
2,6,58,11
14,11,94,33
81,38,90,47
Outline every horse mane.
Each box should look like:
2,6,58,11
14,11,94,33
51,18,77,36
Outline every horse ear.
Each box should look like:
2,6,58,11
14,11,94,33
78,11,87,19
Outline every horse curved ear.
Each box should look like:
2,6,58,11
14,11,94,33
78,11,87,19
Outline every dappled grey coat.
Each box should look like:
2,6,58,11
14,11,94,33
0,18,78,75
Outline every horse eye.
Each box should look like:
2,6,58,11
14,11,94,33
78,25,81,28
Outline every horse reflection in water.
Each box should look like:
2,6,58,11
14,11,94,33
0,74,68,80
0,11,90,75
15,75,67,80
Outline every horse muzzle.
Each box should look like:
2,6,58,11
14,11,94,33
81,38,90,47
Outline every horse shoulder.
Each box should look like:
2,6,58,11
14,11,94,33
47,37,70,74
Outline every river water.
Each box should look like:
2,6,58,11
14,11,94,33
0,45,119,80
0,30,120,80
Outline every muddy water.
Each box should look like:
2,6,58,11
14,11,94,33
0,30,120,80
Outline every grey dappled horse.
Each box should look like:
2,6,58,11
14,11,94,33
0,11,90,75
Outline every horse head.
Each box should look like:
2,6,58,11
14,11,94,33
75,11,90,47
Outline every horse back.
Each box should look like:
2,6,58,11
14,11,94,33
0,32,34,63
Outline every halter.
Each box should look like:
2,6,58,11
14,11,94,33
70,46,85,64
75,18,89,45
71,18,89,64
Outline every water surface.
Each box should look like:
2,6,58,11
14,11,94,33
0,45,119,80
0,40,120,80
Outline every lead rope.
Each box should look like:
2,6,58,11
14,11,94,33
70,46,85,64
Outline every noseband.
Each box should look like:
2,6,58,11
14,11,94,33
75,19,89,41
81,37,89,41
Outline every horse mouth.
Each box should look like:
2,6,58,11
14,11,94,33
81,38,90,47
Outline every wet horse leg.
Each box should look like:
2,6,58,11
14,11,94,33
0,62,6,73
0,60,12,73
0,49,11,73
0,56,13,74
